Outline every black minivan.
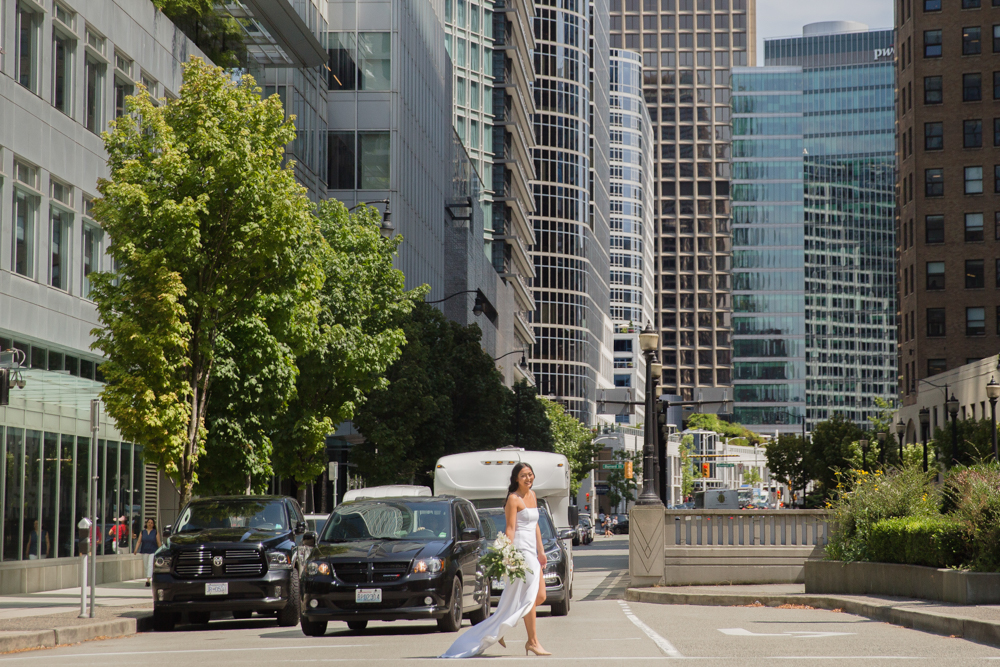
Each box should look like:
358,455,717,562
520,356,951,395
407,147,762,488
299,496,490,636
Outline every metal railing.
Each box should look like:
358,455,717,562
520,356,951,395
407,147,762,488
664,509,830,548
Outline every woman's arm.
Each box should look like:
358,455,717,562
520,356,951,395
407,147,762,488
504,494,519,541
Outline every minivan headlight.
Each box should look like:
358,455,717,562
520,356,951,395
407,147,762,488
153,555,171,573
267,550,292,569
306,561,331,576
412,557,443,574
544,548,562,565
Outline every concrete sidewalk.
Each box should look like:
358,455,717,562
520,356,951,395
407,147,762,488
0,580,153,653
626,583,1000,649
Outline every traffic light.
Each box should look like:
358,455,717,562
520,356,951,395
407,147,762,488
624,461,633,479
777,488,782,499
702,462,710,477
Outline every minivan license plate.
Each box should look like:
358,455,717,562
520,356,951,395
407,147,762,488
355,588,382,603
205,583,228,596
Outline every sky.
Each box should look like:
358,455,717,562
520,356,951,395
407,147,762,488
755,0,895,60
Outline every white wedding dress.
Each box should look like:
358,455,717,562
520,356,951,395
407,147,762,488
440,507,541,658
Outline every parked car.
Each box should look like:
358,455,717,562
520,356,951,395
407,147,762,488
578,516,595,544
151,496,309,631
611,514,630,535
476,506,574,616
298,496,490,636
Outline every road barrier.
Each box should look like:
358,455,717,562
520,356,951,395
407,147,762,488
629,508,830,587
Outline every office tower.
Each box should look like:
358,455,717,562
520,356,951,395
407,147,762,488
896,0,1000,407
609,50,656,425
529,0,613,424
730,23,897,433
609,0,756,403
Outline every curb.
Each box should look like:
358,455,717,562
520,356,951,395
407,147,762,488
0,618,137,654
625,588,1000,649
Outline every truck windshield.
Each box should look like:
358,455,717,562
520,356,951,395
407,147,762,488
321,501,453,542
174,500,288,533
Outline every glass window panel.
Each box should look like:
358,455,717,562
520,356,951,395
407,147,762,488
327,132,355,189
3,428,24,561
82,224,100,297
58,434,75,558
96,439,105,555
75,437,90,556
327,32,357,90
358,132,390,189
358,33,390,90
84,57,102,133
14,190,36,278
965,212,984,241
23,430,41,560
41,433,58,559
50,208,70,290
132,444,144,532
53,31,71,114
119,442,134,551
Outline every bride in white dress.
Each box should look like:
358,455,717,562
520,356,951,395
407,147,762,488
440,462,551,658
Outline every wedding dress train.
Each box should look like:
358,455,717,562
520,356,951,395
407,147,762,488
440,507,541,658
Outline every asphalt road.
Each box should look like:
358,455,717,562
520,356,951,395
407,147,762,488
3,535,999,666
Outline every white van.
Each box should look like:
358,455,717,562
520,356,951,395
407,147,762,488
433,447,573,529
341,485,432,503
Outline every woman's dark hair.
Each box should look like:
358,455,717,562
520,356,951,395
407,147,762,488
507,462,535,495
146,518,156,531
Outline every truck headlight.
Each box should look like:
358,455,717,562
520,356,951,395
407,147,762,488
153,555,171,573
306,561,331,576
267,551,292,570
412,557,443,574
545,548,562,564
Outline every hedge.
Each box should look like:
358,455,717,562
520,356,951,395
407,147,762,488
866,515,966,568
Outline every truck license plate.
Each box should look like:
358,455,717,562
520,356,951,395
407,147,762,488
355,588,382,603
205,582,228,596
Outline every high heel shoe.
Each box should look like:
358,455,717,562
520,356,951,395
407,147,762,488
525,642,551,656
497,637,506,648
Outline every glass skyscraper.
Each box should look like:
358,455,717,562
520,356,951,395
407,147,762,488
730,23,897,433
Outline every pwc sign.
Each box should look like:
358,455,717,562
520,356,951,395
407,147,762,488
873,46,895,61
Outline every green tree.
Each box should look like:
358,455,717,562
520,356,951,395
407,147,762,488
91,59,323,505
351,302,509,486
605,448,643,512
765,434,811,502
867,396,903,467
270,201,424,500
931,417,996,467
686,412,763,446
153,0,245,67
742,468,762,485
541,399,599,496
679,434,697,499
504,381,554,452
808,414,863,496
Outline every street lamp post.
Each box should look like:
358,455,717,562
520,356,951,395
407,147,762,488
946,393,960,467
896,418,906,463
636,323,663,506
986,377,1000,463
347,199,393,236
860,434,869,471
918,407,930,473
876,430,887,467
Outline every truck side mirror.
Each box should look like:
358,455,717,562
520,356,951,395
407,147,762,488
295,520,306,535
302,531,317,547
162,525,172,539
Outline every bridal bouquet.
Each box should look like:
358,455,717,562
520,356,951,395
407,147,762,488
479,532,532,583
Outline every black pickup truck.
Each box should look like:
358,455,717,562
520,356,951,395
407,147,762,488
151,495,309,631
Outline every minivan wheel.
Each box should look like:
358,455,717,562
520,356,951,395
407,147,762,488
188,611,211,625
301,618,328,637
152,609,176,632
550,592,570,616
347,620,368,631
437,575,463,632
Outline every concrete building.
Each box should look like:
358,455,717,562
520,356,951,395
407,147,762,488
895,0,1000,407
609,0,757,403
529,0,613,424
729,24,898,434
608,49,655,426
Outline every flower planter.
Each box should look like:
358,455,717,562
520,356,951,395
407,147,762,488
805,559,1000,605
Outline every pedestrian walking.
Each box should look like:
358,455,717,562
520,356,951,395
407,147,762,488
134,518,161,587
612,515,619,534
25,520,50,559
108,516,129,553
603,516,612,537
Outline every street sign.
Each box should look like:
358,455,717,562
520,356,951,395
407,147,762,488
717,462,735,468
601,463,624,470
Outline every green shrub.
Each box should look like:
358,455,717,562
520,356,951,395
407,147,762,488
866,516,966,568
945,464,1000,571
825,464,940,562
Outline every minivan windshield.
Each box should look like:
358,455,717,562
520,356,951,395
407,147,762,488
321,501,453,542
476,507,556,542
174,500,288,533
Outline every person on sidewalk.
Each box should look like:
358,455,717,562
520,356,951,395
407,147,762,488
25,520,50,560
108,516,129,553
134,518,161,587
604,517,613,538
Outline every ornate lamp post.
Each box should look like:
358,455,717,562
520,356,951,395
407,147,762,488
918,407,930,473
986,377,999,463
637,322,664,506
946,393,960,467
860,433,869,471
896,418,906,463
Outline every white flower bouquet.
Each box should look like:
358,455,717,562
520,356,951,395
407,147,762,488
479,532,532,583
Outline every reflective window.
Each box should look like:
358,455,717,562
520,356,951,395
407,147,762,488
967,307,986,336
13,189,36,278
964,166,983,194
358,33,390,90
925,122,943,149
964,119,983,147
966,259,985,287
925,168,944,196
926,261,945,290
924,30,942,57
964,73,983,101
924,76,943,104
963,27,982,55
927,309,946,336
965,212,984,241
49,207,70,290
358,132,390,189
327,32,357,90
327,132,355,189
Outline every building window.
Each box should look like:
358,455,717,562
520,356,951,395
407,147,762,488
924,76,943,104
964,0,981,6
995,165,1000,192
82,224,100,298
327,132,355,189
928,358,947,375
964,119,983,146
52,30,73,115
613,374,632,387
327,32,357,90
925,0,941,9
925,122,944,149
49,208,70,291
357,132,390,189
966,212,985,240
963,27,982,54
924,30,943,57
965,165,984,193
927,309,946,336
994,72,1000,99
84,56,103,134
967,307,986,335
358,33,391,90
966,259,986,288
13,189,36,278
15,4,39,92
997,260,1000,288
926,261,945,290
926,214,945,242
964,73,983,100
925,168,944,196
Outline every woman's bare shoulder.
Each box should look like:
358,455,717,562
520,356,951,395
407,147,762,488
507,493,524,508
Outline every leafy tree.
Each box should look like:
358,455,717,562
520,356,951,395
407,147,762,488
91,59,323,505
540,398,598,496
931,417,996,468
605,448,643,512
351,302,509,486
686,412,763,446
765,434,811,503
808,414,863,496
270,202,424,500
742,468,762,485
503,381,554,452
867,396,903,467
153,0,245,67
679,435,697,499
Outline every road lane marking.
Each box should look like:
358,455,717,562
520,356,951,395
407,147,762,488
616,600,683,658
0,645,370,661
720,628,855,639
